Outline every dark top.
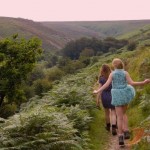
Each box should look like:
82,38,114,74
99,76,115,109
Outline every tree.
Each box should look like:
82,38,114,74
80,48,94,57
0,35,42,106
127,41,137,51
109,47,116,54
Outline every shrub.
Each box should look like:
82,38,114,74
45,66,65,81
0,103,17,118
127,41,137,51
0,105,84,150
33,79,52,96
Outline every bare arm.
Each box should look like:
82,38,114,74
125,71,150,86
93,73,112,94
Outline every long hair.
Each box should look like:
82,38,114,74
99,64,111,80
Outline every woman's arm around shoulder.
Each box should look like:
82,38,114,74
93,73,113,94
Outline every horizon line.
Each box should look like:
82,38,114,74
0,16,150,22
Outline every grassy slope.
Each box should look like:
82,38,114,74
0,17,68,50
0,17,150,149
0,46,149,149
89,109,109,150
42,20,150,38
118,24,150,42
1,17,150,51
89,46,150,149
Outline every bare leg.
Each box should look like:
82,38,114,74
111,109,117,125
104,108,111,131
122,105,130,139
122,105,129,131
115,106,124,135
115,106,125,146
104,108,110,124
111,108,117,135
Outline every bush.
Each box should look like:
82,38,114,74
33,79,52,96
0,105,85,150
45,66,65,81
0,103,17,118
23,85,35,99
127,41,137,51
62,60,85,74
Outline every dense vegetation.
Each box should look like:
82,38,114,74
0,20,150,149
0,45,149,149
0,35,42,117
61,37,128,59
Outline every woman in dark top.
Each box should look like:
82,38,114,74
96,64,117,135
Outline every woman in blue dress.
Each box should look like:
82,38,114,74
96,64,117,135
93,58,150,146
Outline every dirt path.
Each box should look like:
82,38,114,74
104,134,131,150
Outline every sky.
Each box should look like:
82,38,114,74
1,0,150,22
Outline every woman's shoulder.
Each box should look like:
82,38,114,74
112,69,126,77
113,69,126,73
99,76,106,83
99,76,105,80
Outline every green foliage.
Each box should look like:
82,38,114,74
0,35,43,106
129,90,142,107
45,66,65,81
131,116,150,150
0,32,150,150
33,79,52,96
90,56,99,65
132,140,150,150
0,103,17,118
0,61,97,149
47,74,95,109
127,40,137,51
44,53,58,68
139,93,150,116
62,37,127,60
57,57,71,68
0,105,84,150
63,60,85,74
79,48,95,57
23,84,35,99
58,57,85,74
109,47,116,54
28,63,45,84
89,109,108,150
61,105,92,133
139,57,150,79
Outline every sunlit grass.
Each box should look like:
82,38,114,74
89,109,109,150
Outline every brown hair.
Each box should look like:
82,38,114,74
112,58,124,69
99,64,111,79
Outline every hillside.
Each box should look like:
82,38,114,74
0,45,150,149
0,17,150,52
0,20,150,149
0,17,67,50
41,20,150,38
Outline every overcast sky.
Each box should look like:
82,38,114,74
1,0,150,21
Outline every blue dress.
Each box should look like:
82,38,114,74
111,69,135,106
99,76,115,109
